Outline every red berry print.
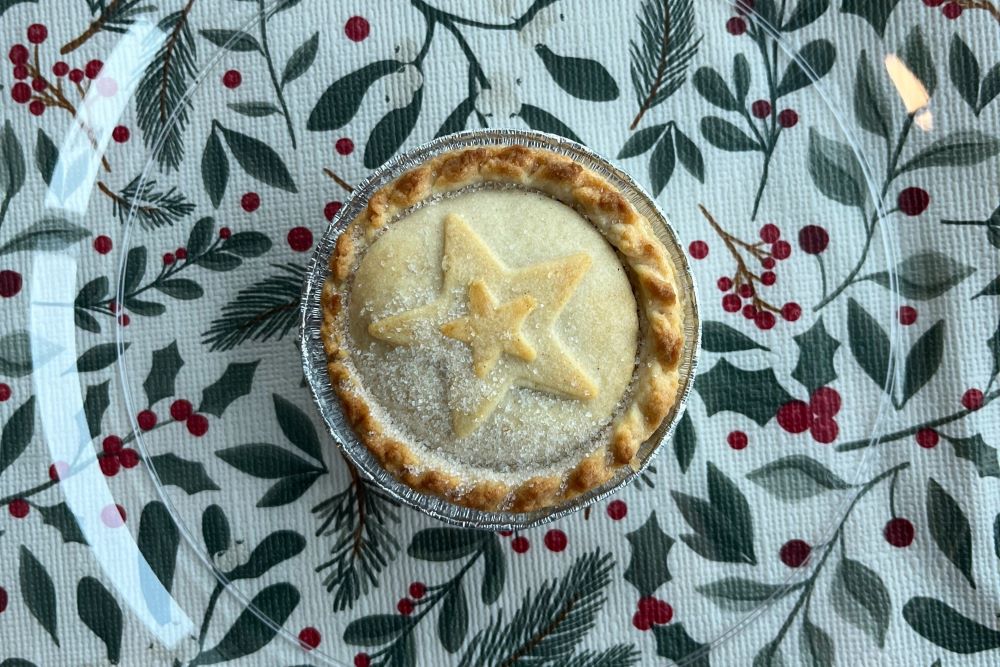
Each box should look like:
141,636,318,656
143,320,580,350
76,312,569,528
27,23,48,44
779,539,811,567
727,431,748,450
288,226,313,252
85,59,103,79
780,302,801,322
738,283,754,298
755,311,775,330
632,610,653,631
100,456,121,477
511,536,530,553
943,2,963,18
736,0,756,12
170,399,193,421
298,627,321,650
810,417,838,444
112,125,130,143
607,499,627,520
809,387,841,417
916,428,939,448
8,44,28,65
345,16,371,41
498,530,513,537
137,410,157,431
31,77,46,92
798,225,829,254
761,257,776,270
688,240,708,259
898,187,930,216
219,227,232,240
222,69,242,88
119,448,140,468
0,271,22,298
776,400,812,433
118,313,130,327
49,461,69,481
0,587,7,613
336,137,354,155
962,388,984,410
751,100,771,119
101,504,127,527
742,304,757,320
0,383,10,401
9,498,29,518
717,276,733,292
69,68,84,83
163,252,175,265
759,223,780,243
722,294,741,312
544,529,568,552
52,61,69,77
175,247,188,260
923,0,945,5
726,16,747,34
898,305,918,325
760,271,776,286
652,600,673,625
103,435,123,454
11,82,31,103
187,414,209,437
771,240,791,260
94,235,113,254
409,582,426,599
324,201,343,221
637,596,659,618
28,100,45,116
397,598,414,615
12,65,27,80
354,654,371,667
884,517,915,547
241,192,260,212
777,109,798,128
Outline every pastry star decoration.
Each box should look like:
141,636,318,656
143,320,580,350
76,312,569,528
368,213,599,437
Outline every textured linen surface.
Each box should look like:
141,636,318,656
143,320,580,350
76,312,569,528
0,0,999,665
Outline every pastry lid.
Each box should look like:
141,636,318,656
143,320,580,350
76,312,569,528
300,128,701,530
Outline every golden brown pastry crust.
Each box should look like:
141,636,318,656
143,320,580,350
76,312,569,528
321,145,684,511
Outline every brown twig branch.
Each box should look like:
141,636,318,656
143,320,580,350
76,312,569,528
699,204,779,313
323,168,354,193
60,0,123,54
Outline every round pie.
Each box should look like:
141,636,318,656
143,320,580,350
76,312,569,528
321,144,684,512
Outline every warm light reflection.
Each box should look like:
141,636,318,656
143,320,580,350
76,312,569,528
884,54,933,131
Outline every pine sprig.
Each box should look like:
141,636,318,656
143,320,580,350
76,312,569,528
459,550,614,667
313,464,401,611
570,645,642,667
628,0,701,129
85,0,155,34
99,175,195,229
136,1,198,170
201,263,304,351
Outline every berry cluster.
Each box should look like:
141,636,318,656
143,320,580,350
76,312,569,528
923,0,965,19
632,596,673,631
776,386,841,444
396,580,427,617
8,24,109,118
750,98,799,128
713,222,799,329
99,435,140,477
170,399,210,437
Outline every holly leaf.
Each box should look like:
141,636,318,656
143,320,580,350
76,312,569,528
364,87,423,169
831,557,891,647
653,623,708,667
623,512,675,597
649,131,675,195
518,104,584,144
791,317,839,394
944,434,1000,479
76,342,127,373
618,124,666,159
202,131,228,209
897,130,1000,175
847,298,891,394
438,583,468,653
0,395,34,476
903,597,1000,654
224,531,306,580
83,381,110,438
19,546,58,645
218,124,297,193
901,320,944,406
867,251,975,300
696,577,793,611
535,45,618,101
143,341,184,407
776,40,835,98
927,478,975,588
673,411,696,474
149,453,220,494
700,116,760,152
747,455,850,500
77,577,122,665
194,583,300,664
702,320,769,353
408,528,488,562
37,503,86,545
672,463,756,564
841,0,900,37
854,50,893,141
198,361,259,417
307,60,402,131
281,32,319,87
273,393,323,462
808,128,867,208
695,358,794,426
799,618,834,667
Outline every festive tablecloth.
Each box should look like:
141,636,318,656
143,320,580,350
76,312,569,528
1,0,1000,665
